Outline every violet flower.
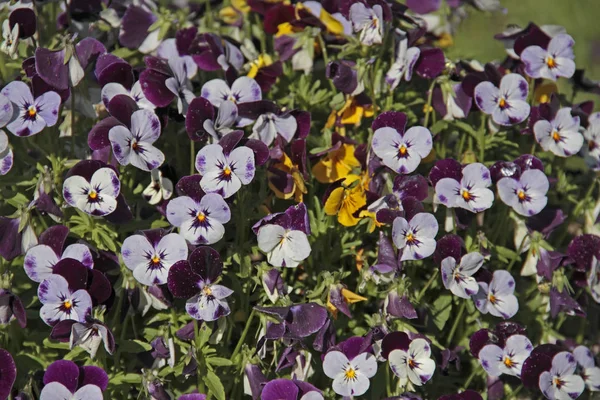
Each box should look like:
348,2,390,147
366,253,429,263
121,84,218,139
478,334,532,377
473,270,518,319
383,332,436,387
260,379,323,400
101,80,155,111
122,229,188,286
38,274,92,326
435,162,494,213
185,97,237,142
521,34,576,81
371,111,432,174
474,73,530,126
1,20,19,59
432,83,472,122
165,57,196,115
392,213,439,261
201,77,262,127
0,130,13,175
573,346,600,391
386,34,420,90
118,5,161,54
1,80,60,137
323,339,378,396
534,107,583,157
0,349,15,400
50,318,116,359
63,167,120,216
539,352,585,400
255,303,327,340
108,109,165,171
252,109,298,146
167,246,233,321
441,252,484,299
349,3,384,46
157,38,198,79
497,169,549,216
40,360,108,400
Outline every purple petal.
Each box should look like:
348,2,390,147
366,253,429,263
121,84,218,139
176,175,205,203
415,48,445,79
9,8,36,38
119,6,157,49
371,111,407,134
35,47,68,91
0,349,16,399
261,379,299,400
167,261,199,299
381,331,411,359
43,360,80,392
107,94,139,127
78,366,108,391
189,246,222,283
139,69,174,108
88,117,121,151
429,158,462,185
567,234,600,272
53,259,89,291
185,97,215,142
75,38,106,70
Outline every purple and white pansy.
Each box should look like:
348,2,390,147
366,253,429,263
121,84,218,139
539,352,585,400
251,110,298,146
586,256,600,303
583,112,600,169
38,274,92,326
201,77,262,127
473,270,518,319
1,80,60,137
441,252,484,299
521,34,576,81
385,333,436,387
534,107,583,157
349,2,384,46
573,346,600,391
122,229,188,286
166,58,196,115
392,213,438,261
478,334,533,377
108,109,165,171
371,111,432,175
101,80,155,110
63,167,120,216
167,246,233,321
157,38,198,79
435,162,494,213
323,346,378,396
497,169,549,216
143,169,173,205
0,130,13,175
195,143,255,198
40,360,108,400
386,34,420,89
474,73,531,126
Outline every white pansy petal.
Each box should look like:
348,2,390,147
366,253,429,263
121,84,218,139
258,224,286,253
403,126,433,158
284,230,311,262
372,127,402,168
200,193,231,223
63,175,91,209
109,125,133,165
548,34,575,59
573,346,595,369
323,351,349,378
559,374,585,399
195,144,226,175
231,76,262,103
91,168,120,198
273,114,298,142
489,293,518,319
73,384,103,400
560,130,584,156
473,282,489,313
166,196,198,227
39,382,73,400
391,217,410,248
156,233,188,267
585,367,600,390
409,212,438,239
479,344,503,377
62,243,94,268
331,374,353,397
228,146,255,184
464,187,494,213
24,244,59,282
201,79,231,107
500,73,529,101
402,237,436,261
353,352,378,378
497,177,519,207
474,81,500,114
490,270,516,295
389,349,409,378
435,178,461,207
131,109,161,143
460,252,484,276
462,163,491,188
128,143,165,171
552,352,578,377
200,169,242,198
122,234,154,271
441,257,456,289
101,82,129,107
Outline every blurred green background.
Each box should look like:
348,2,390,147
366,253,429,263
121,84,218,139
447,0,600,79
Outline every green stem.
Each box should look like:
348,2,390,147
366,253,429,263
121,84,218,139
231,309,256,359
507,234,528,272
446,300,466,347
462,368,478,390
423,80,437,127
317,34,335,91
478,114,486,162
194,320,206,394
417,269,439,302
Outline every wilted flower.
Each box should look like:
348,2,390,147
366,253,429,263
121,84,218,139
201,77,262,127
386,34,420,90
478,334,532,377
1,80,60,137
435,162,494,213
40,360,108,400
534,107,583,157
521,34,576,81
474,73,531,126
195,143,255,198
167,246,233,321
63,167,120,216
441,252,484,299
539,352,585,400
38,274,92,326
573,346,600,391
323,340,378,396
392,213,439,261
349,3,384,46
473,270,518,319
371,111,432,174
143,169,173,205
497,169,549,216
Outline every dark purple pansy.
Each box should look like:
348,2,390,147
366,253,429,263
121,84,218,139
567,234,600,272
549,287,585,318
520,344,561,388
0,289,26,328
118,5,160,53
252,202,311,235
386,291,417,319
261,378,322,400
433,234,466,266
415,48,445,79
0,349,16,400
41,360,108,400
326,60,360,95
9,7,37,39
255,303,328,340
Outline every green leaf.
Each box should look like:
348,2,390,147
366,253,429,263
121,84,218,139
431,294,453,330
110,372,143,385
495,246,519,264
203,370,226,400
43,338,70,350
207,357,233,367
197,322,213,348
119,339,153,353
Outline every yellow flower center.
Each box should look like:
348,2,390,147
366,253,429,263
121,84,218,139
345,367,357,380
406,232,416,243
552,131,561,142
408,358,417,369
461,190,472,201
27,105,37,118
504,357,514,368
498,98,507,108
197,212,206,222
398,144,408,156
546,57,556,69
517,190,526,201
151,255,161,264
132,141,139,151
203,286,212,296
553,377,564,389
88,191,98,200
63,300,72,310
489,294,497,304
539,94,550,104
223,166,232,177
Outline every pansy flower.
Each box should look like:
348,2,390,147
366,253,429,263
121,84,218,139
441,252,484,299
143,169,174,205
582,112,600,169
327,284,367,318
587,256,600,303
349,3,384,46
473,270,518,319
24,225,93,282
63,167,120,216
497,169,549,216
434,161,494,213
478,334,533,377
256,203,312,268
534,107,583,157
474,73,531,126
372,111,432,174
108,109,165,172
323,338,378,396
432,83,473,122
195,142,255,198
185,97,237,142
1,80,60,137
122,229,188,286
268,139,308,202
0,130,13,175
157,38,198,79
312,137,361,184
392,213,439,261
167,246,233,321
251,109,298,146
324,174,367,227
40,360,108,400
386,34,420,89
118,5,161,54
38,274,92,326
573,345,600,391
260,378,323,400
254,302,328,340
539,352,585,400
101,80,155,111
521,34,576,81
50,318,116,359
383,332,436,387
201,76,262,127
0,349,16,399
165,57,196,115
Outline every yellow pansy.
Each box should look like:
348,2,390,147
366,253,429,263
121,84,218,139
295,2,344,36
247,54,274,79
312,143,361,183
267,152,307,202
324,174,367,227
327,284,367,318
326,97,375,129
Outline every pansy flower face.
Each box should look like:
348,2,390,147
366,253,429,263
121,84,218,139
40,360,107,400
539,352,585,400
388,338,436,387
204,101,238,142
25,243,93,283
166,58,196,115
435,163,494,213
195,144,255,198
201,77,262,127
252,112,297,146
478,334,533,377
1,80,60,137
122,231,188,286
157,38,198,79
101,81,155,110
109,109,165,171
143,169,174,205
441,252,484,299
63,168,120,216
521,34,576,81
349,3,384,46
1,20,18,59
323,351,378,397
474,73,531,126
372,125,432,175
392,213,438,261
534,107,583,157
386,37,420,90
0,130,13,175
166,193,231,245
582,112,600,169
573,345,600,391
257,224,311,268
473,270,518,319
497,169,549,216
38,275,92,326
